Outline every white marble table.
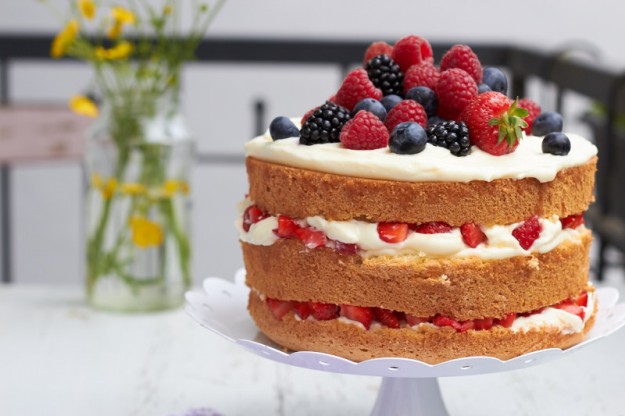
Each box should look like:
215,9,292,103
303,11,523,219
2,283,625,416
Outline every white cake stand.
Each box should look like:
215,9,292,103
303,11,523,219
185,269,625,416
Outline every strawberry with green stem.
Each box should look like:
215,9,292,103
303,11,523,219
462,92,529,155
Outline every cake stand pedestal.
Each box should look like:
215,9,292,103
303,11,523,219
185,269,625,416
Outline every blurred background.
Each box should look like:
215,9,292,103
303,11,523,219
1,0,624,286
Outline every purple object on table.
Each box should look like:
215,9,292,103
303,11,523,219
169,408,223,416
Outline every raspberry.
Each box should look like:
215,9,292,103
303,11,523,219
403,63,440,92
436,68,478,121
391,35,433,72
518,98,541,135
363,41,393,66
440,44,483,84
340,111,389,150
384,100,427,132
512,216,542,250
335,68,382,111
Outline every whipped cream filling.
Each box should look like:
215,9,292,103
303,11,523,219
245,119,597,183
236,200,586,260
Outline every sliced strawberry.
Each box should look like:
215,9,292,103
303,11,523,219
242,205,269,232
309,302,339,320
411,221,453,234
460,222,487,248
295,227,327,249
473,317,494,330
266,298,293,320
458,320,475,332
340,304,374,329
275,215,300,238
333,240,359,256
494,312,516,328
377,222,409,243
373,308,401,329
575,292,589,307
512,216,542,250
432,315,463,331
406,314,430,326
561,213,585,229
519,307,546,317
293,302,311,320
555,302,585,320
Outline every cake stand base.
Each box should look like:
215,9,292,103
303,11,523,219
371,377,448,416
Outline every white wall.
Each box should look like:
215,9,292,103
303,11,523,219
0,0,621,284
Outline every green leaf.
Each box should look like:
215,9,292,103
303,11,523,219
488,117,501,126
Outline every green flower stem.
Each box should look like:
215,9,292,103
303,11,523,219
159,197,191,288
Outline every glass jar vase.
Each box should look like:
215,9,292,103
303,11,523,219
84,94,193,312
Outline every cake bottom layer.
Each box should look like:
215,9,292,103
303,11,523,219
248,292,596,364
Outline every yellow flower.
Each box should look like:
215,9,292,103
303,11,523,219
106,20,123,39
180,181,190,195
111,6,136,25
94,41,133,60
50,19,79,58
69,95,98,117
130,217,163,248
78,0,96,20
163,5,172,15
101,178,118,200
161,179,179,198
120,183,146,195
91,173,103,188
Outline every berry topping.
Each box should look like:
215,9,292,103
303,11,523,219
477,83,492,94
389,122,427,155
403,63,440,92
363,41,394,66
295,227,328,249
373,308,402,329
275,215,300,238
440,44,482,84
300,106,320,125
405,86,438,117
300,101,352,145
391,35,433,72
432,315,463,331
518,98,541,135
310,302,340,320
575,292,589,307
365,54,404,97
542,132,571,156
426,115,446,127
460,222,487,248
266,298,293,320
269,116,299,141
473,317,494,331
481,67,508,95
335,68,383,111
341,305,374,329
333,240,360,256
411,221,453,234
377,222,409,243
293,302,311,320
512,216,542,250
494,312,516,328
532,111,564,136
436,68,478,121
380,94,403,112
340,111,390,150
461,93,527,156
426,120,471,157
554,301,585,320
242,205,269,232
406,315,430,326
353,98,388,121
384,100,427,132
561,213,585,229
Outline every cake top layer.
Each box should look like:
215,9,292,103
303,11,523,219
245,122,597,183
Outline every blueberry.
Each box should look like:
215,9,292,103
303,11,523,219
542,132,571,156
405,86,438,117
532,111,564,136
477,83,492,94
389,122,427,155
353,98,387,121
380,94,403,112
269,116,299,140
482,67,508,95
427,115,446,127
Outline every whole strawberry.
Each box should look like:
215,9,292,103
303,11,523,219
385,100,428,132
391,35,433,72
436,68,477,121
363,41,393,66
340,111,389,150
335,68,383,111
518,98,541,135
461,92,529,156
440,44,483,84
403,63,440,92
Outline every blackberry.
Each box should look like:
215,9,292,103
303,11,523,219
300,101,351,145
365,54,404,96
426,120,471,156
